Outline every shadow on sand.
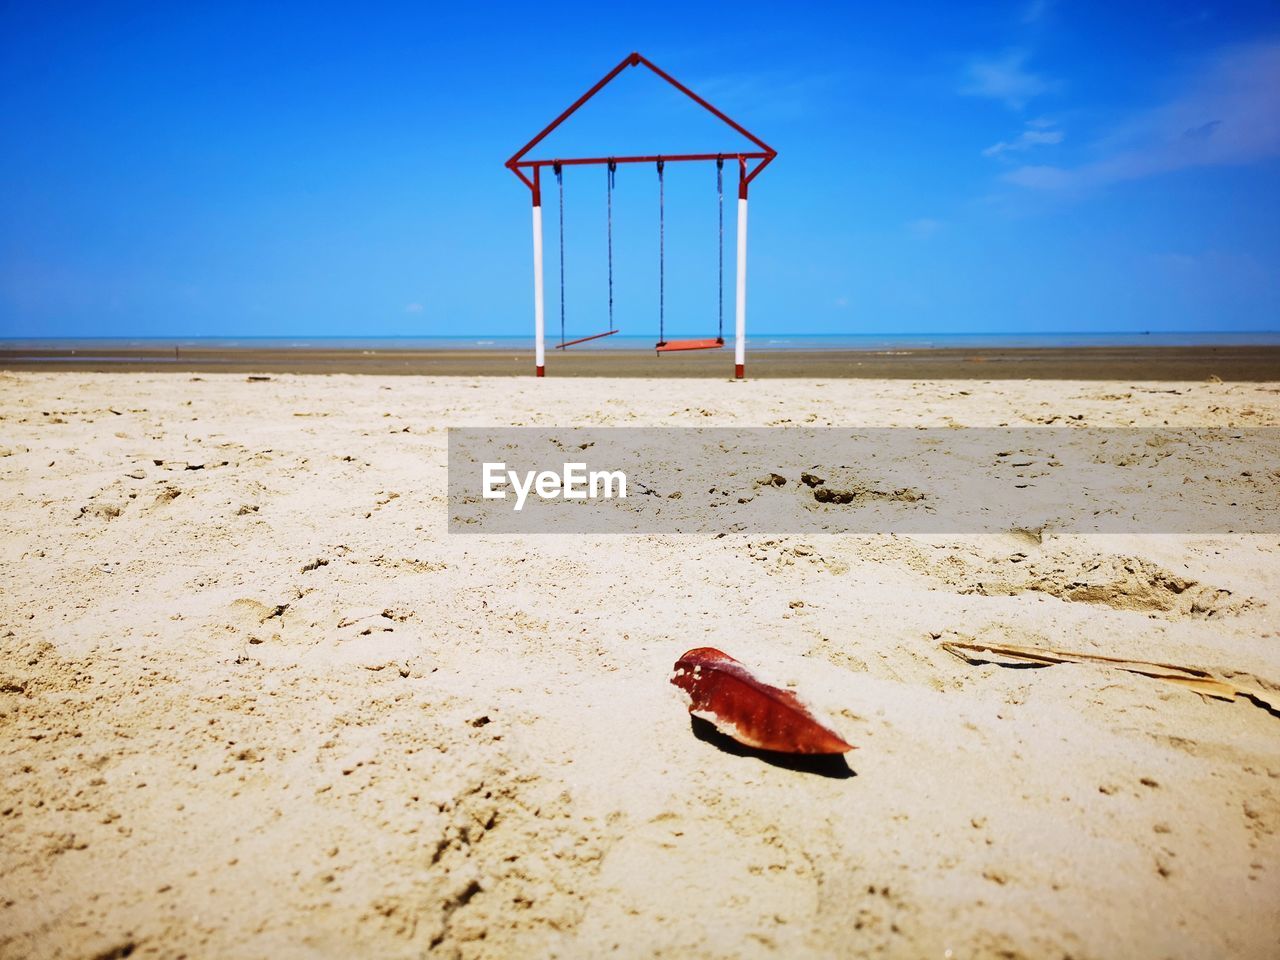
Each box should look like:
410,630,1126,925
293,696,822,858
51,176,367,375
689,715,856,780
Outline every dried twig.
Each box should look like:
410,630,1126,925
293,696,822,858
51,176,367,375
941,640,1279,713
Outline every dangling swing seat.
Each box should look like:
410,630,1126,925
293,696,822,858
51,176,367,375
650,157,727,358
555,329,620,349
656,338,723,352
656,337,724,353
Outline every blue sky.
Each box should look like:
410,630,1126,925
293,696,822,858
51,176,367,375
2,0,1278,338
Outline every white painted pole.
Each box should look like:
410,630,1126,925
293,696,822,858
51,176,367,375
532,201,545,376
734,195,748,379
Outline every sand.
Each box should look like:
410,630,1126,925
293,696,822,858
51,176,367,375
1,370,1278,959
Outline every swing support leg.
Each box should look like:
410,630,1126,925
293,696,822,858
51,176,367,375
734,172,748,379
532,174,546,377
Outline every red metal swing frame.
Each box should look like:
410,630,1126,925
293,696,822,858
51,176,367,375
505,52,777,355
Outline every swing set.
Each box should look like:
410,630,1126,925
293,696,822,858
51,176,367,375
504,52,777,378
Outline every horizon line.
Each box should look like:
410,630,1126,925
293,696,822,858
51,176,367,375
4,329,1280,341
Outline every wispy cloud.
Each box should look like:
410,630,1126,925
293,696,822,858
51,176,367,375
692,70,835,122
1171,8,1213,29
983,118,1064,156
960,49,1060,111
906,218,943,238
1021,0,1054,24
1004,42,1280,191
404,302,424,313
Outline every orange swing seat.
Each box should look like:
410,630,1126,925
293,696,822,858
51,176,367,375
655,338,724,353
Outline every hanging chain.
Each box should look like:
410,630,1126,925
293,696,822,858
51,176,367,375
657,159,665,345
555,162,565,348
607,160,615,332
717,157,724,343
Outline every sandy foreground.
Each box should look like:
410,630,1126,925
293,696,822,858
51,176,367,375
1,371,1278,959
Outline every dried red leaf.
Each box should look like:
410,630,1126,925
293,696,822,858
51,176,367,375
671,647,854,754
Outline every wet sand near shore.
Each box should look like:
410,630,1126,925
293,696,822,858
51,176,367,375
3,344,1280,379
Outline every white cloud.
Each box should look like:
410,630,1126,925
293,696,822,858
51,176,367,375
1002,165,1076,189
1004,41,1280,191
960,49,1060,110
906,218,942,237
1022,0,1053,24
1171,8,1213,28
691,70,836,123
984,122,1065,157
404,302,424,313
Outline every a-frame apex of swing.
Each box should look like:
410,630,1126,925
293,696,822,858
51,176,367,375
514,52,769,380
504,51,778,195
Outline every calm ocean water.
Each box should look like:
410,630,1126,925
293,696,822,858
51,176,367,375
4,332,1280,354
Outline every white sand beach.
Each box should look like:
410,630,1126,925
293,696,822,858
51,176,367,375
1,371,1278,959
